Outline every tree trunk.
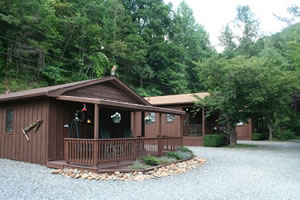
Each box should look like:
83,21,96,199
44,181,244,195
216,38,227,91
229,128,237,146
268,123,273,140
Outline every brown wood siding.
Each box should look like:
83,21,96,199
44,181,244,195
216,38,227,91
63,82,140,104
48,100,74,161
0,99,49,165
144,106,182,138
236,119,252,140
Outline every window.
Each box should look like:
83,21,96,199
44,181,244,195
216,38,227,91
150,112,156,123
6,109,14,132
166,114,174,123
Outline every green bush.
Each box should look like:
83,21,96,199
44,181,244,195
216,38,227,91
140,155,160,166
177,151,193,159
157,156,176,164
130,160,147,169
274,129,296,140
177,146,193,154
203,134,225,147
167,152,183,160
251,133,265,140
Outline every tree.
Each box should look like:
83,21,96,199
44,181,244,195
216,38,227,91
196,56,298,144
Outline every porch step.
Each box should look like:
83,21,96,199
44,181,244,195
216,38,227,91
47,160,98,172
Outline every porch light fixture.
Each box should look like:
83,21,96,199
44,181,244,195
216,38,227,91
111,112,121,123
144,115,152,124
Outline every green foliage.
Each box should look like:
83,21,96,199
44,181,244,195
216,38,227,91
167,152,182,160
129,160,148,169
140,155,160,166
251,133,265,141
273,129,296,140
157,156,176,164
176,151,193,160
0,0,214,95
203,134,225,147
177,146,193,154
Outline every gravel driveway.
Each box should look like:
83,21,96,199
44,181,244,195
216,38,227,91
1,140,299,200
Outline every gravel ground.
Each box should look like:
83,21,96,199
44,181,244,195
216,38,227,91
0,140,300,200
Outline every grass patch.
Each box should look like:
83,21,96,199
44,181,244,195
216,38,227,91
223,144,258,148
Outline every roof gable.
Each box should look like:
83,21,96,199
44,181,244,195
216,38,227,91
0,76,149,105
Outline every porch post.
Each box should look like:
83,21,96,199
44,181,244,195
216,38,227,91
93,104,99,166
158,113,163,155
180,115,184,146
202,106,205,136
133,112,137,138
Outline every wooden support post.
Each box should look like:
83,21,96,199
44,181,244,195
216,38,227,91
202,106,205,136
133,112,137,138
93,104,99,166
180,115,184,146
158,113,163,155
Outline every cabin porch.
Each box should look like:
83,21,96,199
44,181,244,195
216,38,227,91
47,95,184,169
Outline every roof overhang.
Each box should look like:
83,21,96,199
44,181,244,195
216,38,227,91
57,95,185,115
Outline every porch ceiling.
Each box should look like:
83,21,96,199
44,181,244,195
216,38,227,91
57,95,185,115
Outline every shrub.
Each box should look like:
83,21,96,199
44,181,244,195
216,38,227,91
167,152,183,160
130,160,147,169
203,134,225,147
140,155,160,166
251,133,265,141
157,156,176,164
177,146,193,154
274,129,296,140
177,151,193,159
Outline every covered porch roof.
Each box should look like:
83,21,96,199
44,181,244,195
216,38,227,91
57,95,185,115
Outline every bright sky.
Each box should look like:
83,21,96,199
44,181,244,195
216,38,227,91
165,0,299,51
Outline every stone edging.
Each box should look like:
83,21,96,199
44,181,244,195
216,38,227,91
51,157,207,181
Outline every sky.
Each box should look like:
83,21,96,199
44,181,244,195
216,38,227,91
165,0,299,51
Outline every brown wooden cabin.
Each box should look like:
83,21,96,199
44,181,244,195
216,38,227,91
0,76,184,170
145,93,253,146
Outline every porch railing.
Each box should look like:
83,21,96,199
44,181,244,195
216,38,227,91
64,137,182,166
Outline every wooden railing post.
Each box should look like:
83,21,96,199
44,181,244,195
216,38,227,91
158,113,163,155
94,104,99,166
180,115,184,147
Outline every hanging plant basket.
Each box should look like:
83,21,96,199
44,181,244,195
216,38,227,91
111,112,121,123
113,118,121,123
145,120,152,124
145,115,152,124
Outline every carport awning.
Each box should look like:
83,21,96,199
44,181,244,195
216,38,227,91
57,95,185,115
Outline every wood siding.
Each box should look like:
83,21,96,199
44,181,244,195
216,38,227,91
144,106,182,138
48,100,84,161
63,82,140,104
0,99,49,165
236,119,253,140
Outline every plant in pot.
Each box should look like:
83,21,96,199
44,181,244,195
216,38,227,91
145,115,152,124
111,112,121,123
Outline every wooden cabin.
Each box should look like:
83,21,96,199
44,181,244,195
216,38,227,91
145,93,253,146
0,76,184,170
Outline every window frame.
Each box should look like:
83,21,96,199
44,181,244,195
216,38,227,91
166,114,174,123
149,112,156,123
5,109,14,133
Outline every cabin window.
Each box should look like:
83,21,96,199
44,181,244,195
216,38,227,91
150,112,156,123
166,114,174,123
6,109,14,132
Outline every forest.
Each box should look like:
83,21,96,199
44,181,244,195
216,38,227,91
0,0,299,141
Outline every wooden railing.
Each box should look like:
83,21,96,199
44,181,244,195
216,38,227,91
64,137,182,166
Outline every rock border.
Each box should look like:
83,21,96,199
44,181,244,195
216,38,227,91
51,157,207,181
